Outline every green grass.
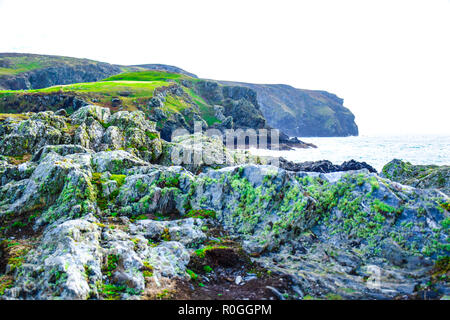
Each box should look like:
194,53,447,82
186,209,216,219
0,80,169,97
163,93,191,113
186,269,198,280
102,71,221,125
109,174,127,187
99,283,127,300
185,88,221,125
0,56,44,75
103,70,188,82
0,276,13,295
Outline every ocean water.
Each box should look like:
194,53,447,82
249,134,450,172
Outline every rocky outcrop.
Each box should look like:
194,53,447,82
192,165,448,299
220,81,359,137
158,133,269,174
382,159,450,196
193,80,266,130
0,109,448,300
144,81,311,149
4,215,202,299
0,93,88,114
0,144,448,299
0,105,163,163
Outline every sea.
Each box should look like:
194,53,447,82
249,134,450,172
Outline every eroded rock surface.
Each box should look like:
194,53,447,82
382,159,450,196
0,107,448,300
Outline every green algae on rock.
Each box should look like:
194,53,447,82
382,159,450,196
0,107,448,300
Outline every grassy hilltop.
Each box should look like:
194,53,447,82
0,69,221,125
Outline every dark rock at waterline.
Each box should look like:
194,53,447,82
340,159,377,173
228,132,316,151
279,158,377,173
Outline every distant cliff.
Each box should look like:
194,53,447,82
220,81,358,137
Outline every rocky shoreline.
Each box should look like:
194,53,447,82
0,106,448,300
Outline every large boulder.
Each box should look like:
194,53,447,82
3,215,205,300
382,159,450,196
0,152,95,222
0,112,71,156
70,105,111,125
5,216,103,299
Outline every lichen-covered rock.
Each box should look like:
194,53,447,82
181,164,449,299
0,160,37,186
0,152,93,220
4,215,103,300
70,105,111,125
113,166,191,216
2,213,206,300
107,110,162,162
130,218,206,248
0,106,163,163
192,165,448,257
89,159,447,297
158,133,268,173
0,109,448,300
73,121,105,151
103,126,124,150
0,111,70,156
32,144,93,162
91,150,149,174
382,159,450,196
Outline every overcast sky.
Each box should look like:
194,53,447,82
0,0,449,135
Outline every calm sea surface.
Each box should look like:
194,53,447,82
249,134,450,172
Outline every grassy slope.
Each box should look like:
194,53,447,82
103,70,187,82
0,70,221,125
0,80,169,97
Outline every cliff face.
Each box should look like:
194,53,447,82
220,82,358,137
193,80,266,129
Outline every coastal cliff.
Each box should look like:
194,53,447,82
220,81,358,137
0,53,358,138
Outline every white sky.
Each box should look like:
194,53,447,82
0,0,449,135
